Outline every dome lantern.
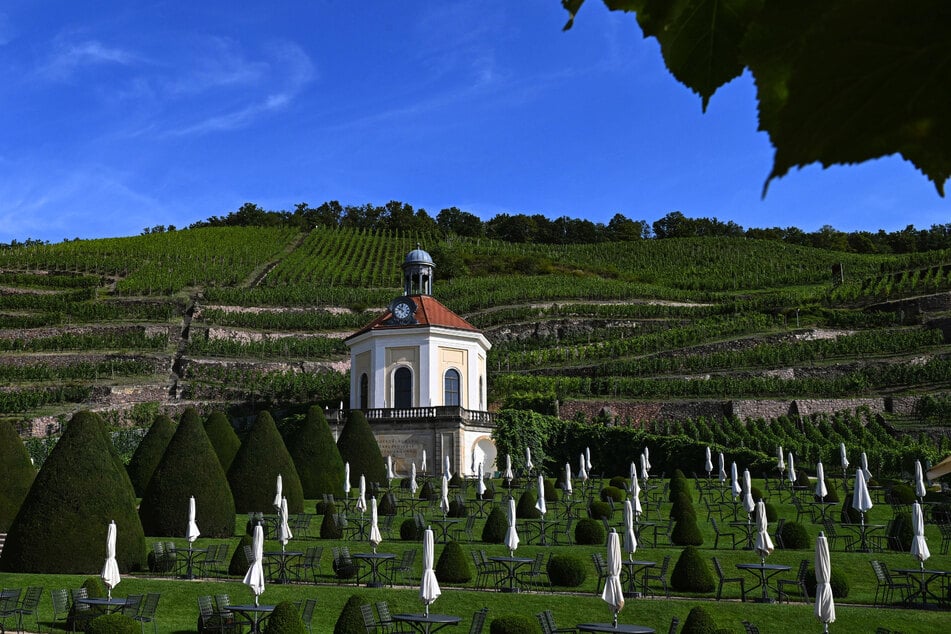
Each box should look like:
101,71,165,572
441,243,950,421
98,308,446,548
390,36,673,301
402,243,435,295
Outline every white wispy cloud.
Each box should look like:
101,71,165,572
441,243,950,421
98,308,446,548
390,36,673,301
38,35,138,79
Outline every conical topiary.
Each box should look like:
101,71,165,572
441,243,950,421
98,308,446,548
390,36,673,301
126,414,176,497
228,410,305,514
0,420,36,532
671,511,704,546
264,601,306,634
0,410,146,573
516,489,541,519
138,407,236,537
229,533,253,576
435,540,472,583
204,410,241,472
670,545,715,592
288,406,345,499
336,410,386,487
482,505,508,543
681,606,718,634
320,503,343,539
333,594,368,634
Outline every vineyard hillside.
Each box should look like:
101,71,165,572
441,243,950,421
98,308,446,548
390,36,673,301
2,226,951,446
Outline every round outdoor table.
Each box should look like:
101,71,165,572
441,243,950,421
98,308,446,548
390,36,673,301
429,518,461,543
840,523,884,553
728,520,756,550
263,550,303,584
808,501,838,523
620,560,655,598
892,568,951,608
180,545,208,579
75,597,129,614
524,518,560,546
577,623,655,633
227,604,275,634
353,552,396,587
735,563,791,603
488,556,534,592
393,613,462,634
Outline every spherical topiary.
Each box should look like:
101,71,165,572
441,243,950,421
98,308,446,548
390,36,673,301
82,576,106,598
670,546,715,592
125,414,175,497
600,486,625,503
435,540,471,583
490,615,541,634
0,420,36,532
139,407,236,538
400,518,419,541
609,476,627,490
751,486,764,501
575,518,605,545
448,499,468,518
482,506,508,543
87,614,138,634
779,521,811,550
672,514,704,546
887,511,913,551
0,411,146,573
889,484,916,505
546,553,587,587
264,601,306,634
320,503,343,539
588,500,612,520
288,406,345,499
805,565,850,598
517,490,541,519
333,594,369,634
229,533,253,576
681,605,718,634
336,410,386,486
204,411,241,472
228,410,304,514
763,502,778,522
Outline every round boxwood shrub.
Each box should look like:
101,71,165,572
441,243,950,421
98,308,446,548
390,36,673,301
750,486,764,501
681,605,718,634
82,576,106,598
264,601,306,634
435,540,471,583
600,486,625,503
490,615,541,634
204,411,240,472
228,410,304,514
0,411,146,573
288,406,345,499
575,518,605,545
482,506,508,543
779,521,811,550
333,594,368,634
336,410,386,486
805,565,850,598
609,476,627,490
546,553,586,587
588,500,612,520
517,490,541,519
0,420,36,532
87,613,138,634
125,414,175,497
229,533,253,575
400,518,419,541
139,407,236,538
887,511,913,551
671,546,715,592
672,514,704,546
889,483,916,505
320,503,343,539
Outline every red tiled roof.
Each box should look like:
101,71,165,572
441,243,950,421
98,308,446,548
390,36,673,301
345,295,478,341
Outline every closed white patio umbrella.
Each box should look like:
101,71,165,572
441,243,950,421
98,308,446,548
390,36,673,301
278,496,292,552
387,456,396,483
440,474,450,516
421,449,427,475
787,452,797,486
505,496,520,556
444,455,451,480
642,447,651,472
535,475,547,516
101,521,120,600
860,452,872,483
742,469,755,516
504,454,514,481
911,501,930,572
914,460,928,501
815,531,835,633
623,500,637,560
186,496,200,544
718,452,727,484
815,462,828,501
731,462,742,499
356,475,367,514
630,473,642,517
564,463,573,495
273,474,283,511
601,529,624,627
369,496,383,553
243,524,265,605
753,499,774,563
420,528,440,615
477,462,487,497
852,467,874,551
629,461,637,493
585,446,593,474
777,445,785,473
704,446,713,477
526,447,534,472
839,443,849,471
410,462,418,495
639,453,649,482
579,452,588,483
344,463,351,500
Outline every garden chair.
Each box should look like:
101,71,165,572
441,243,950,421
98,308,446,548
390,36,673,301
375,601,399,633
553,517,574,545
13,586,43,634
452,515,477,543
299,598,317,634
360,603,384,634
822,519,853,552
591,553,608,593
777,559,810,603
517,552,549,589
197,595,237,634
468,607,488,634
470,551,496,590
870,561,911,606
121,594,143,618
50,589,71,632
643,555,671,598
790,496,815,524
536,610,577,634
939,522,951,555
69,588,96,632
293,546,323,582
389,548,417,585
667,617,679,634
0,589,20,633
135,593,161,634
773,518,786,549
741,621,761,634
710,518,739,549
712,557,745,601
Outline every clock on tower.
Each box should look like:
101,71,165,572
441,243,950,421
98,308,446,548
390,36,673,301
387,296,417,325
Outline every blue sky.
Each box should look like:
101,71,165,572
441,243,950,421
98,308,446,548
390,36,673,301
0,2,946,244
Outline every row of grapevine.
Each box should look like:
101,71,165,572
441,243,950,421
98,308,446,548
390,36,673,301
466,300,722,329
0,272,99,288
199,307,369,331
0,359,156,383
182,365,349,403
185,333,345,359
0,331,168,352
0,385,94,413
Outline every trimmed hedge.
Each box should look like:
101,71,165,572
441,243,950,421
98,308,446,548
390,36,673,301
547,553,586,587
400,518,419,541
434,540,471,583
320,503,343,539
887,511,913,551
490,615,541,634
805,565,850,598
482,506,508,543
0,420,36,532
139,407,236,538
264,601,306,634
517,490,541,520
228,410,305,514
670,546,714,592
288,406,345,499
125,414,175,497
575,518,605,545
0,410,146,573
333,594,368,634
672,513,704,546
588,500,612,520
681,606,718,634
87,614,138,634
204,411,241,472
889,484,916,505
779,521,810,550
600,486,625,503
336,410,386,486
229,533,253,576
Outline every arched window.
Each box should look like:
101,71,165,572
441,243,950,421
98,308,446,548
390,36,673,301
444,368,460,407
394,367,413,409
359,373,369,410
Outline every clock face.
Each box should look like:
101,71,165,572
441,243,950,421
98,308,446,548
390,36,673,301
390,297,416,324
393,301,411,320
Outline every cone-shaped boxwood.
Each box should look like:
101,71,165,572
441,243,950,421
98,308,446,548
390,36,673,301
887,511,913,551
320,503,343,539
228,411,304,514
288,406,345,499
229,533,253,576
516,490,541,519
543,479,558,502
482,505,508,543
0,420,36,532
419,481,434,501
575,518,605,545
670,546,714,592
336,410,385,487
204,411,240,472
139,407,236,538
264,601,306,634
672,512,704,546
333,594,368,634
0,410,146,573
435,540,471,583
681,606,718,634
400,518,419,541
546,553,586,587
125,414,175,497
